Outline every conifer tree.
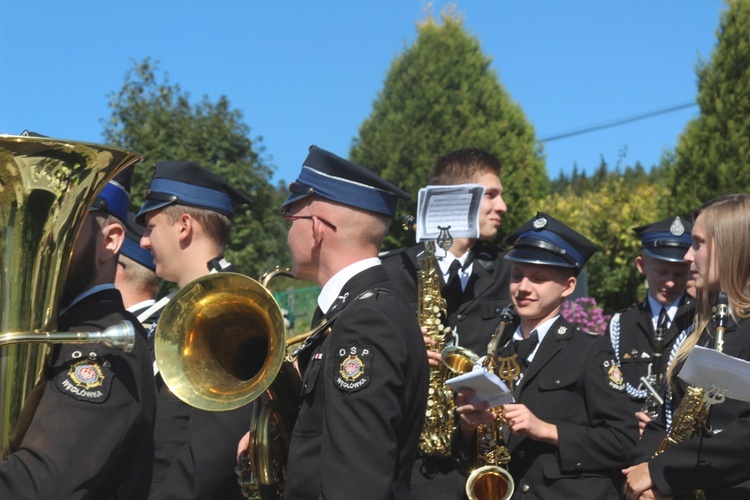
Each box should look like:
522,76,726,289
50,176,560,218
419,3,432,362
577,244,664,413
667,0,750,215
350,7,547,248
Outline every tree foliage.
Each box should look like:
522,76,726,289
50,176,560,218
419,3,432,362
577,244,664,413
350,7,547,248
536,177,670,313
102,58,289,277
667,0,750,215
550,157,667,197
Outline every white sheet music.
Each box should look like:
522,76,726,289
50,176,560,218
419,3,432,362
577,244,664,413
446,369,514,408
415,184,484,242
679,346,750,403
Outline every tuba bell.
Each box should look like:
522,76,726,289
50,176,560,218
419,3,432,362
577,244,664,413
0,134,142,452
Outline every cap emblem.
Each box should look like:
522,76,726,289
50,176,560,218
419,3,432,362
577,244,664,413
532,217,548,230
670,216,685,236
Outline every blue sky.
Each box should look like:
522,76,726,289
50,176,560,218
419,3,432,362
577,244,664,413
1,0,725,186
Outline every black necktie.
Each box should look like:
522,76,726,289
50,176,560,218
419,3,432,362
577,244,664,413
515,330,539,369
654,307,668,363
442,260,463,312
657,307,669,332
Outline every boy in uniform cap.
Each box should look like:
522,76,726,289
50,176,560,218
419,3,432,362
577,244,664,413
137,160,254,500
114,213,161,330
606,216,694,431
454,212,637,500
238,145,429,499
0,166,157,499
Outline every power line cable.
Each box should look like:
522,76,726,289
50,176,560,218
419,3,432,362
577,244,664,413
538,101,698,143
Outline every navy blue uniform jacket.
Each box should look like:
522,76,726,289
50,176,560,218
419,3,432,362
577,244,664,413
285,265,429,499
0,288,157,499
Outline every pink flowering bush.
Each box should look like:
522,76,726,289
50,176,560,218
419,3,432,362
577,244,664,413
561,297,611,335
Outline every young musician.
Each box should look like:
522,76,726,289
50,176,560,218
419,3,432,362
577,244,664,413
381,148,511,498
455,212,637,499
137,161,254,500
624,194,750,499
607,217,694,430
262,145,429,498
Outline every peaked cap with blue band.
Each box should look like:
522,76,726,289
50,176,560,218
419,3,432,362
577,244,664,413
281,145,410,217
90,165,133,222
121,213,156,272
504,212,597,275
633,216,692,263
135,161,252,224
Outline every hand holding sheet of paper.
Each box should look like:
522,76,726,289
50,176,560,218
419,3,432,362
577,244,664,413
446,369,515,408
416,184,485,242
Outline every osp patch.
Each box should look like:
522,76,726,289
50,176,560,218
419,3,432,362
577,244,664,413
602,358,625,392
54,348,113,403
334,344,374,393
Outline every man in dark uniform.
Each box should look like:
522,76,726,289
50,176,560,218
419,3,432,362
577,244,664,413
0,168,157,499
606,216,694,430
277,145,429,498
381,148,511,356
136,161,254,500
115,212,161,329
455,212,638,499
380,148,511,498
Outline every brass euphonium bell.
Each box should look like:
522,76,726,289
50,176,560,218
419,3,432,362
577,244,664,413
154,271,293,411
154,266,309,499
0,134,142,452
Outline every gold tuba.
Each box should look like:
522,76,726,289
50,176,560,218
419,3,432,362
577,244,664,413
0,134,141,452
154,267,310,499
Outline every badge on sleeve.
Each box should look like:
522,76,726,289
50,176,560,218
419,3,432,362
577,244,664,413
602,358,625,392
334,344,374,393
54,348,113,403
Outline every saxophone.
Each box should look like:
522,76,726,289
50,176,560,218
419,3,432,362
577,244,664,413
652,292,730,499
416,236,457,457
465,305,516,500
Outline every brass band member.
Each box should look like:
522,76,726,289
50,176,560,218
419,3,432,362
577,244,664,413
455,213,637,499
115,212,161,329
137,161,254,500
624,194,750,499
0,168,157,498
606,217,695,432
278,146,429,498
381,148,511,498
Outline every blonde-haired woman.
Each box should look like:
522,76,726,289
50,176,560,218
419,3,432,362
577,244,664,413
624,193,750,499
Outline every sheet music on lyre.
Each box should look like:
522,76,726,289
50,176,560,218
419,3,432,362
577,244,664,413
415,184,484,244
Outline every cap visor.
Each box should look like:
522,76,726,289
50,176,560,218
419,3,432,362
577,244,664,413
643,247,689,263
504,247,577,269
281,191,312,209
135,199,174,225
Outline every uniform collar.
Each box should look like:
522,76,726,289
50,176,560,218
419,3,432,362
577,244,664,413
318,257,381,313
647,293,683,324
127,299,156,314
59,283,116,317
512,314,560,362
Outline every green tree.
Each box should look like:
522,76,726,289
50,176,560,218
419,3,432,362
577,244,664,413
102,58,289,277
537,177,670,313
667,0,750,215
350,7,547,248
